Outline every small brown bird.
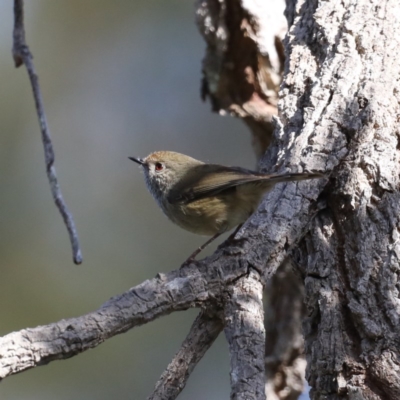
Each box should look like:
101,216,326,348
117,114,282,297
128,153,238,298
130,151,323,261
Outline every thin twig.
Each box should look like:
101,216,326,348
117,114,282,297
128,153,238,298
148,309,223,400
12,0,82,264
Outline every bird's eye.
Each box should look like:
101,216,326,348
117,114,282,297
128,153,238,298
155,162,164,172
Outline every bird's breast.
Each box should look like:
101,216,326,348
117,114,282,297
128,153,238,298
162,192,261,236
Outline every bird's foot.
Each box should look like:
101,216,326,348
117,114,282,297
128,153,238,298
180,255,197,269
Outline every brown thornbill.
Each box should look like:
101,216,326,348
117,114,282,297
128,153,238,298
130,151,324,262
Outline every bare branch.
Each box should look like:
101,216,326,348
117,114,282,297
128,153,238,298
224,270,266,400
0,268,212,380
148,309,223,400
12,0,82,264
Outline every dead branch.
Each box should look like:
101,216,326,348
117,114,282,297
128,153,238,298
0,268,212,380
12,0,82,264
148,309,223,400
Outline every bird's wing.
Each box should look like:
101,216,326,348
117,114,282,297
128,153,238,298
167,165,264,204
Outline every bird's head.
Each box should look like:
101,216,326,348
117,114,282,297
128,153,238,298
129,151,203,202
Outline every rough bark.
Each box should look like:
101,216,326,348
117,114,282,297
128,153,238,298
148,310,223,400
224,270,266,400
0,268,212,379
284,0,400,398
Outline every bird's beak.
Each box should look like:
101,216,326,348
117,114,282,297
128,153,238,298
129,156,145,165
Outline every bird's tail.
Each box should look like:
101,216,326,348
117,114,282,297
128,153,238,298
262,171,325,184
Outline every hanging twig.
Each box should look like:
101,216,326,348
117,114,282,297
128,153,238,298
12,0,82,264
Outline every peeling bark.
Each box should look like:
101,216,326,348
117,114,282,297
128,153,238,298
196,0,287,157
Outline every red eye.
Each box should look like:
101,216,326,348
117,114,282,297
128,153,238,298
155,162,164,171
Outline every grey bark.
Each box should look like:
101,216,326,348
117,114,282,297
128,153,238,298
282,0,400,398
224,270,266,400
0,269,212,379
148,309,223,400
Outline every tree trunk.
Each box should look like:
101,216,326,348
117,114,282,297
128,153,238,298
198,0,400,398
284,0,400,397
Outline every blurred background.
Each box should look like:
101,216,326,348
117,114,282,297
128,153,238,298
0,1,257,399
